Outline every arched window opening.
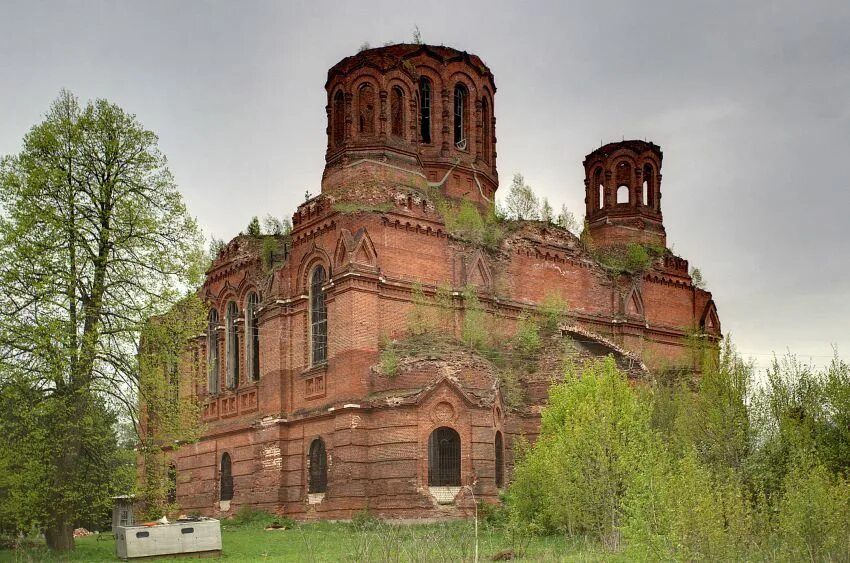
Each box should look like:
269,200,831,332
167,463,177,505
428,427,461,486
419,77,431,144
245,292,260,381
308,439,328,493
390,86,404,137
617,185,630,204
310,266,328,365
358,83,375,135
495,431,504,488
453,84,468,150
332,91,345,147
207,309,220,394
643,164,655,209
225,301,239,389
593,168,604,209
482,97,491,164
220,453,233,501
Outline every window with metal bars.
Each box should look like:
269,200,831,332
225,301,239,388
428,427,461,486
332,90,345,147
245,292,260,381
220,453,233,501
419,77,431,144
495,431,504,488
310,266,327,365
308,439,327,493
390,86,404,137
454,84,467,150
207,309,219,394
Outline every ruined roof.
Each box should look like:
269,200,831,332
584,140,663,163
326,43,493,86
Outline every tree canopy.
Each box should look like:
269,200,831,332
0,91,204,550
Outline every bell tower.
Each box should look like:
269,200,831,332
583,140,666,248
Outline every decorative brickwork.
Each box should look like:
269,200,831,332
165,44,721,521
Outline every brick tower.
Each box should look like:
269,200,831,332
583,140,666,248
322,44,498,208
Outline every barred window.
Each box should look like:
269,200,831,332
390,86,404,137
358,83,375,135
245,292,260,381
428,427,461,486
482,97,491,164
453,84,468,150
225,301,239,389
333,90,345,147
220,453,233,501
207,309,220,394
419,77,431,144
310,266,328,365
308,439,328,493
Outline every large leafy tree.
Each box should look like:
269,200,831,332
0,91,204,550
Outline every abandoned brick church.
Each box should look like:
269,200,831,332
171,44,721,519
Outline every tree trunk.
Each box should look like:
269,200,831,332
45,519,74,551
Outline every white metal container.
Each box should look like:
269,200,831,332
115,519,221,559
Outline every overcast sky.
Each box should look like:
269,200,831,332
2,0,848,369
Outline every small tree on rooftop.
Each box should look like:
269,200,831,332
504,173,540,220
246,216,261,237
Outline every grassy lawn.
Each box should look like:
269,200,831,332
0,520,608,562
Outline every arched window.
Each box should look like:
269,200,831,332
643,164,655,209
593,168,604,209
332,90,345,147
358,83,375,135
308,439,328,493
390,86,404,137
207,309,220,394
220,453,233,501
481,97,491,164
428,427,461,486
245,292,260,382
617,185,629,204
495,431,504,488
453,84,468,150
225,301,239,389
167,463,177,505
419,77,431,144
310,266,328,365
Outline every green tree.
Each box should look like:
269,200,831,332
246,215,261,236
0,91,204,550
503,173,539,220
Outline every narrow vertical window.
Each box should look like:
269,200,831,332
220,453,233,501
207,309,219,394
495,431,504,488
390,86,404,137
358,83,375,135
643,164,655,209
454,84,468,149
167,463,178,505
332,91,345,147
308,439,328,493
481,97,491,164
245,292,260,381
419,77,431,144
594,168,604,209
310,266,328,365
225,301,239,389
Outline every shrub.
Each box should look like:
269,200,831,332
378,341,399,378
539,292,568,334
